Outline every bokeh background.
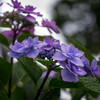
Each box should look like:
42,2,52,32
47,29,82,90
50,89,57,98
0,0,100,100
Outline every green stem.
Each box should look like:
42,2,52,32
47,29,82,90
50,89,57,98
8,30,16,98
34,69,51,100
34,61,57,100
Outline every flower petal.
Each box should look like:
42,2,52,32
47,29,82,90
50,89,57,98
61,69,79,82
52,52,66,61
61,44,69,54
91,60,97,71
7,51,22,58
93,68,100,77
69,57,84,67
32,36,38,44
72,66,87,76
27,49,39,58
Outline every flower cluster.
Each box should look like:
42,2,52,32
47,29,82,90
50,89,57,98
8,36,100,82
1,0,100,83
0,0,60,39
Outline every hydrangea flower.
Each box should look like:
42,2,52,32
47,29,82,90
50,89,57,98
42,19,60,34
42,36,61,50
52,44,85,82
20,5,42,22
38,36,61,59
53,44,84,66
20,5,42,17
59,61,86,82
7,1,42,22
8,36,40,58
82,56,100,77
7,0,23,9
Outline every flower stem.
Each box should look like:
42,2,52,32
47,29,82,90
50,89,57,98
34,69,51,100
8,58,13,98
34,61,57,100
8,30,16,98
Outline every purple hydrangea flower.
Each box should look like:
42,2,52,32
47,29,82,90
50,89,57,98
21,5,36,14
19,5,42,22
20,5,42,17
52,44,85,82
7,0,23,9
42,36,61,50
38,36,61,59
8,36,40,58
53,44,84,67
82,56,100,77
59,61,86,82
25,15,36,22
42,19,60,34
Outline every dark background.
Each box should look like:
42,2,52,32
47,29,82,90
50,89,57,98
52,0,100,55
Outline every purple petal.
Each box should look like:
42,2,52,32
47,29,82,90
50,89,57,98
81,56,90,67
43,45,53,50
33,36,38,44
69,57,84,67
61,44,69,54
27,49,39,58
44,36,51,44
93,68,100,77
52,52,66,61
72,66,87,76
74,48,84,57
69,45,75,53
91,60,97,71
61,69,79,82
7,51,22,58
59,61,68,68
2,30,14,38
9,42,22,52
26,15,36,22
28,36,33,43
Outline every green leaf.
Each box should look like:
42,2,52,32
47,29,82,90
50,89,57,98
70,89,85,100
11,86,24,100
0,57,11,85
49,78,83,88
37,59,54,68
79,77,100,95
66,36,94,62
12,62,26,86
18,57,42,84
0,91,9,100
49,77,100,97
23,78,37,100
39,88,60,100
0,23,10,28
0,34,9,46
